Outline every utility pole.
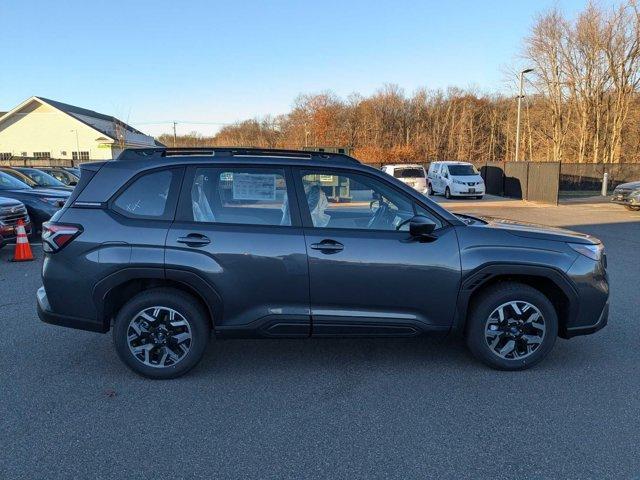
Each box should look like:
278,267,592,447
173,122,178,147
515,68,534,162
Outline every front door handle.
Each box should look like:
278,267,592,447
177,233,211,247
310,240,344,253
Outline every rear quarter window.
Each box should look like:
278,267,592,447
112,169,180,220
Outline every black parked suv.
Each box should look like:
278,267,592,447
0,172,69,234
0,197,31,248
38,148,609,378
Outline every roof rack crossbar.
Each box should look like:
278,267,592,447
116,147,360,164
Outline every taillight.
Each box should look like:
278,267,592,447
42,222,83,253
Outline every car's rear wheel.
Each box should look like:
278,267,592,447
466,282,558,370
427,183,434,195
624,205,640,211
476,195,484,200
445,187,452,199
112,288,210,379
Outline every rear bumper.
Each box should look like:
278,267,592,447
37,286,107,333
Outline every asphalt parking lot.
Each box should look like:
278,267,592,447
1,197,639,479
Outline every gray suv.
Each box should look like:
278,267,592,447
37,148,609,378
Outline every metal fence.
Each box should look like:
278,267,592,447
559,163,640,192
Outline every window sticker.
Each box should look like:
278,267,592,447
232,173,277,201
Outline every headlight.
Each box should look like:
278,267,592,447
39,197,64,207
453,179,465,185
568,242,604,261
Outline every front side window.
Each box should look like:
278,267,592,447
113,169,175,218
299,170,419,231
188,167,290,226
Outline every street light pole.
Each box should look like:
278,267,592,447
71,129,81,162
515,68,533,162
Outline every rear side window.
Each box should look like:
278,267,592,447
186,167,291,226
112,169,176,219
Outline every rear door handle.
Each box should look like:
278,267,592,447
177,234,211,247
310,240,344,253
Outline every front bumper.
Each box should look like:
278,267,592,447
0,221,32,247
611,191,639,206
564,301,609,338
37,286,107,333
451,186,485,196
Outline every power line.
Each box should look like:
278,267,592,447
132,120,235,126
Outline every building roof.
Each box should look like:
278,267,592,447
36,96,146,135
0,96,164,148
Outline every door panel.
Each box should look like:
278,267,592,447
166,224,310,335
166,165,310,337
304,227,461,333
294,167,461,335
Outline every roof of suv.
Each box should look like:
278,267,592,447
431,161,474,166
383,164,424,169
116,147,361,166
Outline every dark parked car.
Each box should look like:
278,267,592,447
0,172,69,234
38,148,609,378
4,167,74,191
38,167,80,186
611,181,640,211
0,197,31,248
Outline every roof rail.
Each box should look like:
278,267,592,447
115,147,360,164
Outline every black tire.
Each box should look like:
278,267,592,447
465,282,558,371
112,288,210,379
427,183,434,196
624,205,640,211
476,195,484,200
445,187,452,199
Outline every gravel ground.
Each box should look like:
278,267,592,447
1,197,639,479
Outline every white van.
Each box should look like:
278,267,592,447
381,164,428,194
427,161,485,199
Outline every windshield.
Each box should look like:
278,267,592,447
18,168,66,187
447,164,479,176
394,168,425,179
0,171,31,190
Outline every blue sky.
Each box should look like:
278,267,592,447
0,0,613,136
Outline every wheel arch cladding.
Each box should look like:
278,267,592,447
454,264,578,338
95,269,220,331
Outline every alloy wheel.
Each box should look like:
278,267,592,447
484,300,546,360
127,306,192,368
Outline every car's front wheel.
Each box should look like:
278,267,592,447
465,282,558,370
427,183,434,196
624,205,640,211
445,187,452,199
112,288,210,379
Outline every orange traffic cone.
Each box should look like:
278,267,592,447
11,219,34,262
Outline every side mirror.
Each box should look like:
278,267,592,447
409,215,436,238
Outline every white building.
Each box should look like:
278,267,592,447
0,96,162,162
